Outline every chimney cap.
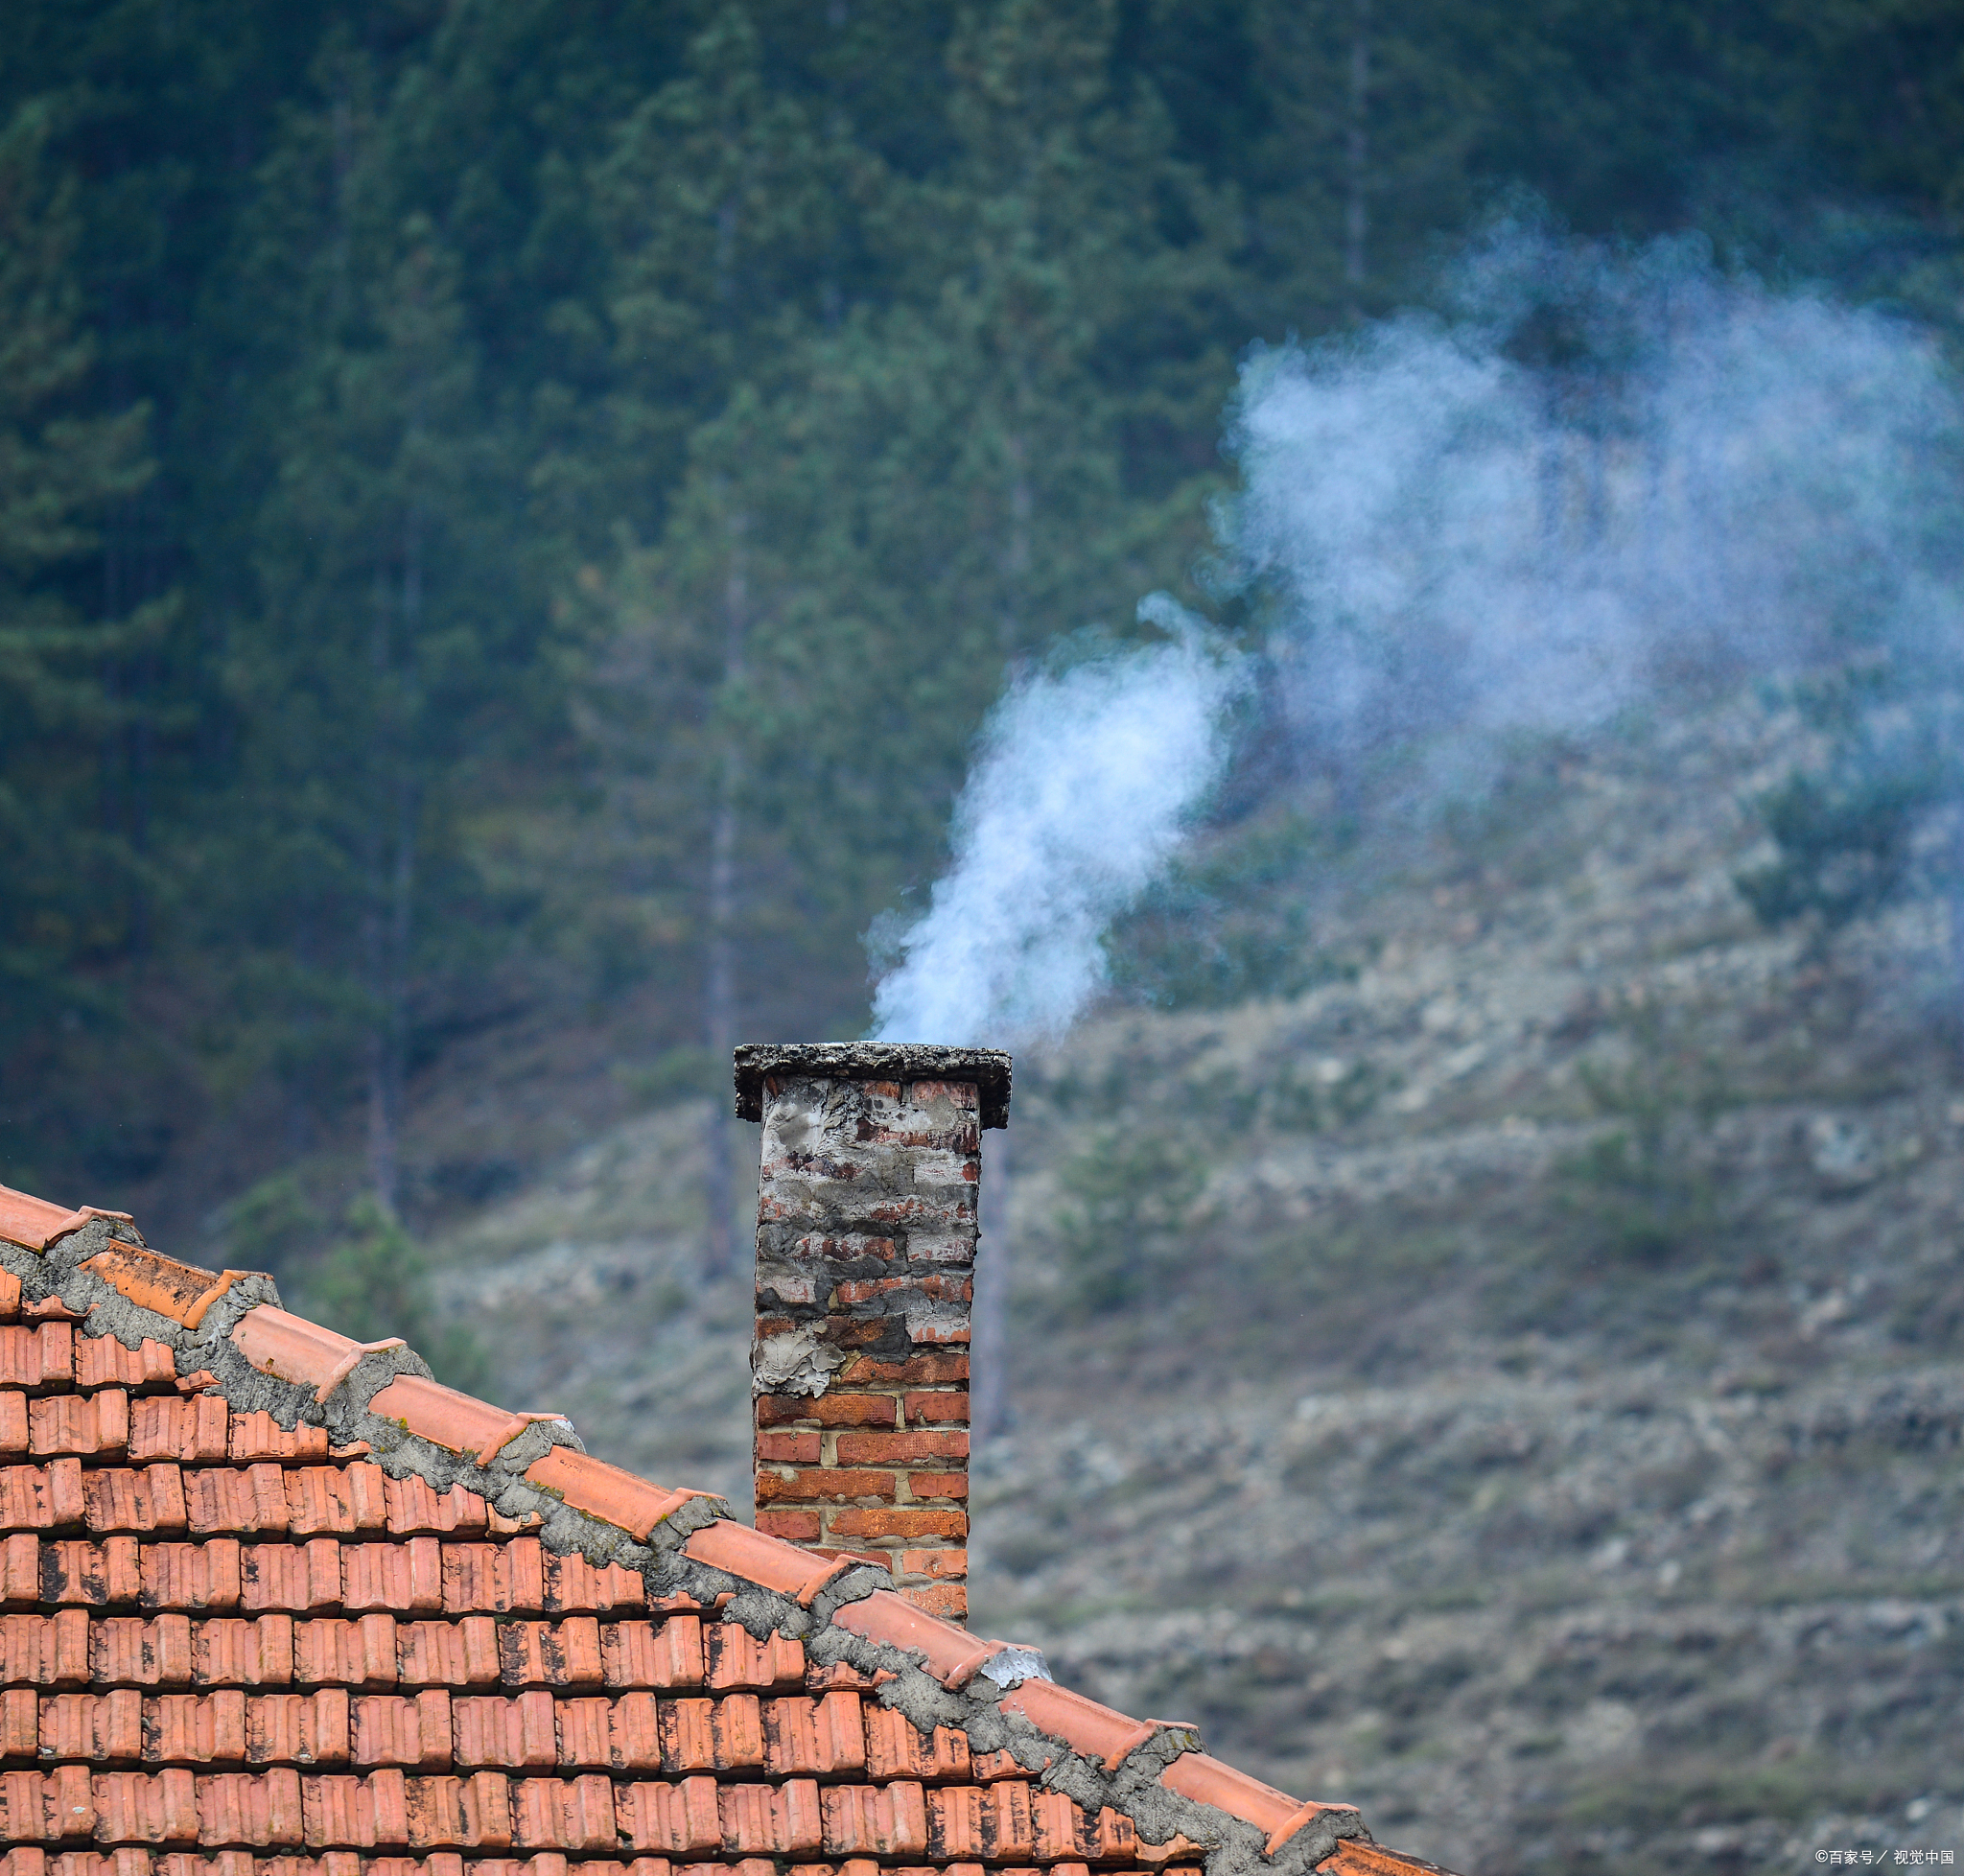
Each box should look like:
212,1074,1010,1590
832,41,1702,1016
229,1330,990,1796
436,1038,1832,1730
734,1042,1012,1128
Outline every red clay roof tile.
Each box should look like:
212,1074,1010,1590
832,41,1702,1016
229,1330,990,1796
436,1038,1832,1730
81,1247,246,1330
0,1183,134,1254
680,1520,853,1605
519,1448,701,1542
0,1180,1434,1876
1000,1680,1157,1770
228,1311,362,1396
826,1589,1002,1688
364,1377,569,1467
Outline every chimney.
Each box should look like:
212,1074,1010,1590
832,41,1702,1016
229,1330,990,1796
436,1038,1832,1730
735,1043,1011,1623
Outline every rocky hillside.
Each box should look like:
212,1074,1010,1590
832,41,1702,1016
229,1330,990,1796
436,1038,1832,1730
429,695,1964,1876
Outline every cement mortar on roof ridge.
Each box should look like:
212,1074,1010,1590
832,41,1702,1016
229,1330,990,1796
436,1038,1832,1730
0,1231,1368,1876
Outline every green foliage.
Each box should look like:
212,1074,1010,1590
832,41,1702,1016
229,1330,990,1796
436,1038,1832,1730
297,1198,489,1395
0,98,168,1044
1556,1016,1730,1266
1736,765,1929,930
3,0,1963,1227
1054,1127,1207,1315
1737,668,1948,936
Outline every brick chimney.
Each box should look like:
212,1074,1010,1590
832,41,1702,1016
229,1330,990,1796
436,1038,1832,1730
734,1043,1011,1624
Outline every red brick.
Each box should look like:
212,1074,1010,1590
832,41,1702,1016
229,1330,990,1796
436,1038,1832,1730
836,1353,967,1386
756,1395,898,1429
755,1468,897,1506
755,1431,821,1466
907,1471,969,1501
897,1548,967,1582
826,1509,966,1542
833,1431,967,1466
755,1511,821,1544
898,1583,968,1622
901,1392,968,1425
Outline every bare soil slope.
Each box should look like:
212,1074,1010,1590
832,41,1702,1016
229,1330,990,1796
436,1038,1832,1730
431,699,1964,1876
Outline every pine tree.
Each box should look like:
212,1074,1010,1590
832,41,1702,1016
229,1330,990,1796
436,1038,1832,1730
217,43,537,1214
0,98,168,1058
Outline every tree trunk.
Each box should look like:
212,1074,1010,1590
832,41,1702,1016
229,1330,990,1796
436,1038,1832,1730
702,502,748,1280
365,502,421,1220
1344,0,1370,317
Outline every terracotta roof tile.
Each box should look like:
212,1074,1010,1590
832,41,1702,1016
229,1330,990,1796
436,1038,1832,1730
679,1521,852,1605
519,1448,700,1543
0,1183,1446,1876
0,1183,134,1255
81,1249,244,1332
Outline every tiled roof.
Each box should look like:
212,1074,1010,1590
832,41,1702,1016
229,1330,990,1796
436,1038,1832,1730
0,1180,1455,1876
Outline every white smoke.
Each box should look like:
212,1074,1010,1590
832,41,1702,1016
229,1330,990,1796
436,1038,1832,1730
1232,227,1964,779
869,613,1249,1046
869,223,1964,1046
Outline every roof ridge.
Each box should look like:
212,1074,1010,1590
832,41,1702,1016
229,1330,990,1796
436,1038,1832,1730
0,1187,1437,1876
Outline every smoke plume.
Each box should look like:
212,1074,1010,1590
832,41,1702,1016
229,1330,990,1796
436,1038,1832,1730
869,615,1249,1046
870,221,1964,1045
1234,225,1963,786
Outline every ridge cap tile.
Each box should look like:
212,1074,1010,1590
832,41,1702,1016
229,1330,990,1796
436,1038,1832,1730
520,1445,713,1540
231,1308,362,1390
999,1680,1157,1770
365,1375,572,1463
82,1245,256,1329
1160,1752,1357,1836
0,1180,139,1253
683,1519,854,1606
829,1589,1002,1688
